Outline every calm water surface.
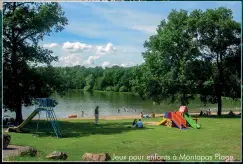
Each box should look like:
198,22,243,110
5,90,240,119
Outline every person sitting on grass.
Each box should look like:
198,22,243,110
132,119,137,127
228,110,235,116
134,119,143,128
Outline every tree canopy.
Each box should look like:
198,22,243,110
140,7,241,115
3,2,68,123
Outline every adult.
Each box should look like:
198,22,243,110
132,119,137,127
118,109,120,113
94,106,99,124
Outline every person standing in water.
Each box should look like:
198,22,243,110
118,109,120,113
81,111,87,117
94,106,99,124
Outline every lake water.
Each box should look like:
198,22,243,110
4,90,241,119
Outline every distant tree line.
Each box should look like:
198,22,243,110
38,66,136,93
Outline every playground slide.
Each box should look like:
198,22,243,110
157,118,167,125
171,112,187,129
184,113,201,129
8,108,40,132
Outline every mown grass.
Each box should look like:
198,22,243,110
4,115,241,162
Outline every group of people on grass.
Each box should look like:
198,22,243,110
199,109,241,116
199,109,211,116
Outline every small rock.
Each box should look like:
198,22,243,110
3,133,11,149
18,146,37,157
46,151,68,160
82,153,111,161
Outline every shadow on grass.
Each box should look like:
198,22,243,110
195,114,241,119
20,120,153,138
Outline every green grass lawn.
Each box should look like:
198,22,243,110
4,115,241,162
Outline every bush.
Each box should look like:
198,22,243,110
119,86,128,92
112,85,119,92
84,85,92,91
105,86,113,91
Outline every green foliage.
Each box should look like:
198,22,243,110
142,9,200,105
187,7,241,115
3,2,68,122
119,86,128,92
85,74,95,89
105,86,113,92
140,7,240,115
112,85,120,92
84,85,92,92
50,66,135,93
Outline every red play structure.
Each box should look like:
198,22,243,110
157,106,201,129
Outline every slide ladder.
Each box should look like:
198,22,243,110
46,109,62,138
37,98,62,138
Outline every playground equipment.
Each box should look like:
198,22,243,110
7,98,62,138
157,106,201,129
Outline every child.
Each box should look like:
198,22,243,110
140,112,144,118
134,119,143,128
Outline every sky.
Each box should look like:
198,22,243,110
41,1,242,68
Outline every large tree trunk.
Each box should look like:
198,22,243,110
11,2,23,124
15,99,23,125
217,93,222,116
216,53,223,116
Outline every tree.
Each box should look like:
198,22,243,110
84,74,95,91
188,7,241,115
3,2,68,123
142,9,199,105
141,8,240,115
